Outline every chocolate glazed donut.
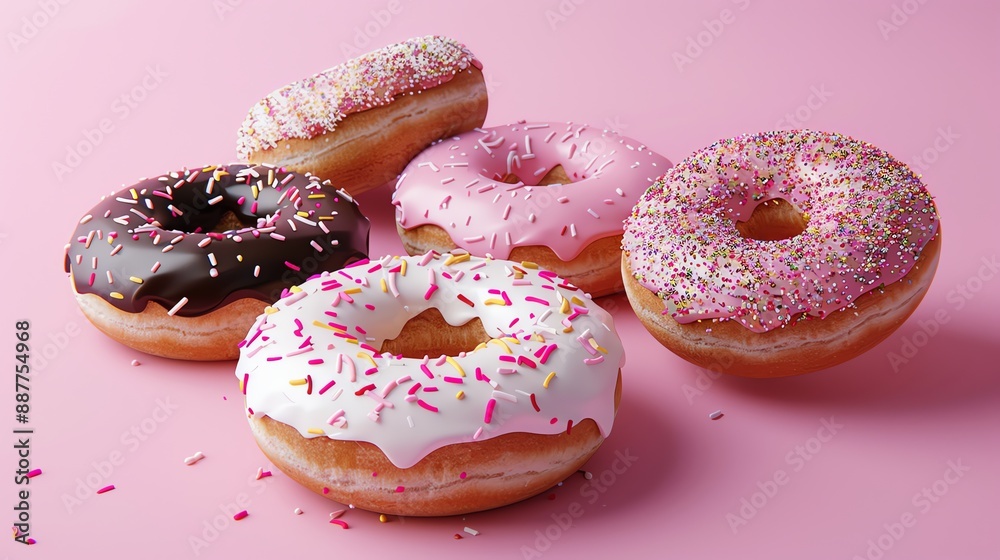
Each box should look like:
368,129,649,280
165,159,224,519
64,163,369,360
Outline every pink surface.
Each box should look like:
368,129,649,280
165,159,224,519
2,1,997,559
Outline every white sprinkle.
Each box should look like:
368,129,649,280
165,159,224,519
570,223,577,237
167,297,189,316
616,188,625,197
184,452,205,466
254,266,261,277
208,195,224,205
524,123,550,130
587,208,600,219
709,410,724,420
464,527,480,536
208,253,218,266
294,508,303,515
463,235,485,243
417,161,440,172
130,359,141,367
80,214,93,224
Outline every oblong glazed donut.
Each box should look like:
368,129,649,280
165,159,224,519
393,122,671,296
622,130,941,377
237,35,488,196
236,253,625,515
64,164,369,360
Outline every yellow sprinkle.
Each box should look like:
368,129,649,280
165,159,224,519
571,296,585,306
129,188,138,200
238,378,244,392
562,326,574,333
307,428,324,435
379,514,388,523
251,184,259,199
307,193,326,199
484,298,506,306
456,391,465,400
297,211,310,218
401,260,408,276
202,165,217,172
346,338,358,345
588,338,609,354
444,253,470,266
129,276,143,284
312,320,336,330
520,261,538,269
474,342,488,352
559,297,571,314
265,306,279,314
318,216,335,220
445,356,466,377
489,338,512,354
533,334,546,342
267,169,274,185
357,352,377,368
109,292,124,300
237,255,243,262
343,287,362,295
290,285,302,293
380,278,388,293
289,378,308,386
213,169,230,181
503,337,521,346
543,372,556,388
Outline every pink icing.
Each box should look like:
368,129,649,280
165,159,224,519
623,130,940,333
236,35,482,159
392,122,671,260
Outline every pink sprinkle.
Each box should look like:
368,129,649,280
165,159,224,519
26,468,42,478
459,472,467,479
323,487,330,494
96,485,115,494
539,345,557,364
318,380,337,395
233,510,249,521
285,261,301,271
308,358,324,365
525,296,550,306
484,398,497,424
424,284,438,300
443,376,463,384
395,486,405,492
417,399,439,413
330,519,349,529
419,365,434,379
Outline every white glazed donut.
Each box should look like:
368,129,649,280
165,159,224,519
393,122,671,296
236,252,624,515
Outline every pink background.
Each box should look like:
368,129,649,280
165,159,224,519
3,0,998,558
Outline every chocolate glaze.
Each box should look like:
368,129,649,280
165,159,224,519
65,164,369,316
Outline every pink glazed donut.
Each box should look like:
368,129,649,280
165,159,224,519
622,130,941,377
393,122,671,297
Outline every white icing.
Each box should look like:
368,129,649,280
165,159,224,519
236,253,624,468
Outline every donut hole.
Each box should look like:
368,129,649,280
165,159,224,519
211,211,253,233
499,164,573,187
379,308,491,358
734,199,808,241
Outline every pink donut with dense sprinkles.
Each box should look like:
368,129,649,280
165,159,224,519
237,35,488,196
237,252,624,515
622,130,941,377
393,121,671,296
